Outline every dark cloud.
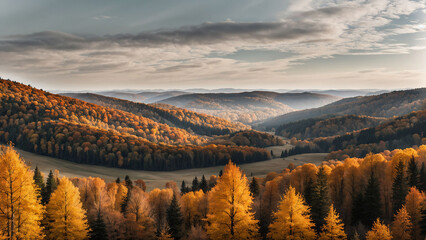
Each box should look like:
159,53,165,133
0,21,333,52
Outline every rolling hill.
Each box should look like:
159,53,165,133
61,93,248,136
98,90,188,103
0,79,270,171
159,91,340,124
260,88,426,130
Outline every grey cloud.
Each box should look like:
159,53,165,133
0,21,333,52
155,64,202,73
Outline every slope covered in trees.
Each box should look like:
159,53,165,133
62,93,248,136
210,130,284,148
285,109,426,160
261,88,426,129
0,79,270,170
276,115,386,139
159,91,340,124
2,145,425,239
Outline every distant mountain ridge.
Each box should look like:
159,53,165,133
260,88,426,130
158,91,341,124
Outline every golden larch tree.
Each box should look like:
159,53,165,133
319,204,347,240
365,218,392,240
391,205,412,240
46,176,89,240
0,146,44,239
206,161,259,240
405,187,425,240
267,186,316,240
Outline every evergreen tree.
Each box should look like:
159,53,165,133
181,180,187,194
304,177,315,208
124,175,133,188
351,192,364,225
363,172,382,228
419,163,426,191
115,177,121,183
33,165,45,200
120,191,130,213
219,170,223,177
192,176,199,192
249,177,259,197
43,170,58,204
199,175,208,193
312,167,331,231
407,156,418,188
90,213,108,240
167,194,184,240
393,160,408,214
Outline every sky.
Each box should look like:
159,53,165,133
0,0,425,91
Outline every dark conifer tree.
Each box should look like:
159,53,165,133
199,175,208,193
90,213,108,240
167,195,183,240
351,191,364,226
115,177,121,184
180,180,187,194
42,170,58,204
219,170,223,177
120,191,129,214
392,160,408,214
407,155,418,188
33,166,45,200
363,172,382,227
311,167,330,231
304,177,315,207
124,175,133,189
249,177,259,197
192,176,199,192
419,162,426,191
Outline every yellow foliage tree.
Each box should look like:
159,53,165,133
391,205,412,240
0,146,44,239
365,218,392,240
405,187,425,240
206,161,259,240
267,186,316,240
46,177,89,240
319,205,347,240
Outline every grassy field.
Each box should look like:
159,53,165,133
17,148,327,191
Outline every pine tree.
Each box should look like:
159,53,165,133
249,177,259,197
312,167,331,231
319,205,347,240
407,156,418,188
46,177,89,240
268,186,316,240
124,175,133,189
116,177,121,183
166,194,184,240
33,165,45,200
365,219,392,240
0,146,44,239
363,172,381,228
89,213,108,240
181,180,187,194
391,205,412,240
393,160,408,214
206,161,259,240
419,163,426,191
219,170,223,177
199,175,208,193
351,192,364,225
192,176,199,192
43,170,58,204
304,177,315,208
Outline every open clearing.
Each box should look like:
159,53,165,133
17,148,327,191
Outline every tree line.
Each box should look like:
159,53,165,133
1,144,426,239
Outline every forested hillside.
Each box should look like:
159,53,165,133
285,109,426,160
210,130,284,148
276,115,386,139
159,91,340,124
0,79,270,170
98,90,188,103
2,145,425,239
261,88,426,129
62,93,248,136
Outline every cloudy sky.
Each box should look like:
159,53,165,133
0,0,425,90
